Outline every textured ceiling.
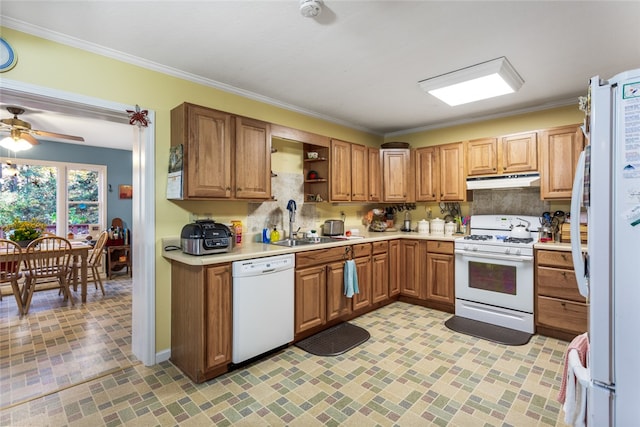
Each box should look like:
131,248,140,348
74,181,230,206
1,1,639,149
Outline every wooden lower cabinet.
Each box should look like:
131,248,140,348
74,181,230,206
170,262,232,383
326,260,349,321
295,265,327,334
371,241,389,304
424,241,455,311
535,249,588,341
388,240,401,296
353,256,372,311
399,240,422,298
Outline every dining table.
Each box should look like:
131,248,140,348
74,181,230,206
1,241,91,313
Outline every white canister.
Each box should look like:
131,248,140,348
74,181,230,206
444,222,456,236
430,218,444,235
417,219,429,234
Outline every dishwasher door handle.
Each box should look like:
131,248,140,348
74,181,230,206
261,268,276,274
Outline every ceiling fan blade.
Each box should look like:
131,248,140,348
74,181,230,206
20,132,40,146
32,129,85,142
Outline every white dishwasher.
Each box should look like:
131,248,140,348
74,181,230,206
232,253,295,364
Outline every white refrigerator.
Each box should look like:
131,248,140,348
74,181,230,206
570,69,640,426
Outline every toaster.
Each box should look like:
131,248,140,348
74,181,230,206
322,219,344,236
181,220,233,255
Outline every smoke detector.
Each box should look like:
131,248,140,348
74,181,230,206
300,0,323,18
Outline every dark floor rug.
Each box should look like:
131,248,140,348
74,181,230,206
444,316,532,346
295,322,370,356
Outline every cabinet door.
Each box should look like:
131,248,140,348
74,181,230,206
540,125,584,199
234,117,271,199
425,253,454,305
499,132,537,173
295,265,327,334
352,256,372,311
388,240,401,297
399,240,422,298
382,149,410,202
330,139,352,201
368,148,381,202
326,261,351,321
351,144,368,202
466,137,497,176
415,146,439,201
205,264,232,370
439,142,465,201
179,104,233,198
371,252,389,304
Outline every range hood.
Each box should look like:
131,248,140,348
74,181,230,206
466,172,540,190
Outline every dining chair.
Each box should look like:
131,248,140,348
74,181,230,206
0,239,25,315
70,231,109,295
22,236,73,315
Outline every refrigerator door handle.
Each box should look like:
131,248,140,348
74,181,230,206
570,150,589,299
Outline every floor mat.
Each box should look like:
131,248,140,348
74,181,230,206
295,322,370,356
444,316,532,346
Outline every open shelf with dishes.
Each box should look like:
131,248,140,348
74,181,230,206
303,144,329,203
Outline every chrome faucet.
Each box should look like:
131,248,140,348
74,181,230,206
286,199,297,240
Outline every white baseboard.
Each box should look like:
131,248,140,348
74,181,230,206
155,348,171,363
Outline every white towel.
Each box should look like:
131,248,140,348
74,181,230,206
559,332,590,427
343,259,359,298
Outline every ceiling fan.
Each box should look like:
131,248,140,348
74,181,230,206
0,106,85,148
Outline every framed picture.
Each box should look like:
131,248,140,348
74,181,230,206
119,184,132,199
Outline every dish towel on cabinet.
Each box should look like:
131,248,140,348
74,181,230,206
558,332,590,427
343,260,359,298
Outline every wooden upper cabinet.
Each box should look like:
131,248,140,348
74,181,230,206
415,146,439,201
467,137,498,176
499,132,538,173
172,103,233,199
368,147,381,202
350,144,368,202
465,132,537,177
234,116,271,199
330,139,352,202
382,149,411,202
439,142,465,201
540,125,584,199
170,102,271,200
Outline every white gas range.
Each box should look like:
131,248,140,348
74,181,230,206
454,215,539,333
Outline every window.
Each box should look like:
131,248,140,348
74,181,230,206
0,158,106,239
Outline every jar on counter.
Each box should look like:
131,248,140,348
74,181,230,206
444,222,456,236
417,219,429,234
231,220,243,245
430,218,444,235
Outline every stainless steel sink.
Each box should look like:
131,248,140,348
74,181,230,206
270,237,334,247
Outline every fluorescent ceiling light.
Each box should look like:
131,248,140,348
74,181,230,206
0,136,33,152
418,57,524,106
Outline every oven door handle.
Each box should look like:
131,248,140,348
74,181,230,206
455,249,533,262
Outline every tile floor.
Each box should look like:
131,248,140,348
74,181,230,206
1,277,571,426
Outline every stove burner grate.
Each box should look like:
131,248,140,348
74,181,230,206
464,234,493,241
504,237,534,244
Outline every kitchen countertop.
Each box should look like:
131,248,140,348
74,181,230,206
162,231,459,266
533,241,586,251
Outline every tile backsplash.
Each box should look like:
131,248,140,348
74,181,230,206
471,187,549,216
247,172,318,240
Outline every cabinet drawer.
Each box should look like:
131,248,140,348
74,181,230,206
537,266,585,302
372,240,388,255
296,246,346,268
537,296,588,334
426,240,454,254
537,250,573,268
352,243,372,258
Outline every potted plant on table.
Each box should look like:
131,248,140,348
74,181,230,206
2,219,48,247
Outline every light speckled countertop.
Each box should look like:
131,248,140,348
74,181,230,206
533,241,586,251
162,231,459,266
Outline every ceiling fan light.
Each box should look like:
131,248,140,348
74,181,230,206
418,57,524,106
0,136,33,152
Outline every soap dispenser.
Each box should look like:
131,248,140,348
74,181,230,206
270,227,280,243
